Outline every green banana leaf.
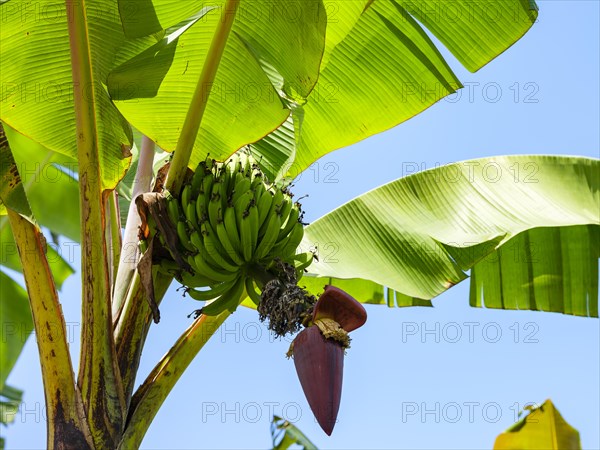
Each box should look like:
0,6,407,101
493,400,581,449
107,0,326,170
0,272,33,390
0,124,77,288
302,155,599,317
271,415,318,450
0,0,132,190
2,124,80,241
105,0,537,178
1,0,537,188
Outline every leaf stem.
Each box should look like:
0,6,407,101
8,211,94,449
114,270,173,407
165,0,241,195
118,310,232,449
65,0,125,445
1,124,93,449
113,135,156,323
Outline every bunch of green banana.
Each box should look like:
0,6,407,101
161,154,314,316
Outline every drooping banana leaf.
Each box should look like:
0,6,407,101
302,155,599,317
282,0,538,175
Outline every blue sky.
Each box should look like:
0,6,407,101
5,0,600,448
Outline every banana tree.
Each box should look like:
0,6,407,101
0,0,598,448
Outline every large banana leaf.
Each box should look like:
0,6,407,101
0,0,132,189
1,0,537,185
105,0,537,177
107,0,326,169
275,0,538,174
302,156,599,317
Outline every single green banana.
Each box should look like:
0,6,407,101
167,195,181,225
185,202,198,229
190,166,205,193
278,204,300,241
178,270,215,288
255,212,281,261
196,191,208,221
201,222,240,273
279,222,305,260
234,191,254,227
189,230,205,254
218,171,230,212
186,278,237,301
245,276,262,306
292,252,314,272
177,221,195,252
216,221,244,266
277,196,293,221
181,184,192,207
240,205,258,262
208,183,222,229
200,274,245,316
202,172,214,200
256,190,273,233
193,251,239,283
267,189,283,222
232,177,252,205
251,173,264,194
223,207,242,254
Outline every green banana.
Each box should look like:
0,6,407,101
208,183,222,230
190,166,205,193
256,189,273,233
232,178,251,205
200,274,245,316
240,205,258,262
264,189,283,230
293,252,314,272
278,204,300,240
177,221,195,252
196,191,208,222
277,196,293,221
185,202,198,229
245,276,262,306
201,222,239,273
279,222,305,259
161,153,311,305
178,270,216,288
186,278,238,301
181,184,192,207
216,221,244,266
202,172,214,199
189,231,205,254
167,195,181,225
255,212,281,261
193,251,239,283
223,206,242,255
